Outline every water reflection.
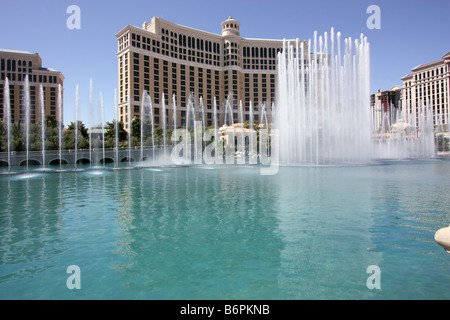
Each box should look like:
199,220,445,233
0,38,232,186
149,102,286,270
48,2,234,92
0,163,448,299
273,166,382,299
113,166,284,299
0,174,65,285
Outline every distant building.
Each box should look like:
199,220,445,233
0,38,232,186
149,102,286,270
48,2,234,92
116,16,307,130
401,52,450,127
0,49,64,124
371,85,402,131
88,123,107,140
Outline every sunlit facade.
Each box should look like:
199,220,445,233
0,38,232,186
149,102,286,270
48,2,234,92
401,52,450,127
116,16,307,130
0,49,64,124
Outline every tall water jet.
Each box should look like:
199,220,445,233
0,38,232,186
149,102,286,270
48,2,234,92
274,29,372,165
148,93,155,164
127,90,131,164
100,92,105,167
199,97,205,130
239,101,245,161
58,84,63,170
139,90,153,163
199,96,206,152
24,77,30,171
224,95,235,164
40,85,45,169
89,79,93,167
74,84,79,169
162,92,167,160
249,100,255,160
190,95,201,164
172,93,177,163
185,94,194,163
114,89,119,167
4,78,11,171
172,93,177,130
213,97,219,160
140,91,145,162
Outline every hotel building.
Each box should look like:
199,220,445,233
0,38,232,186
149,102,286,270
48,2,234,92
116,16,307,130
0,49,64,124
371,85,402,131
401,52,450,127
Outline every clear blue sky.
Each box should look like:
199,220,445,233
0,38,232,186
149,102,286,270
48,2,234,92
1,0,449,126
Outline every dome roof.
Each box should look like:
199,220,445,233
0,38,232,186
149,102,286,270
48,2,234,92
221,16,240,37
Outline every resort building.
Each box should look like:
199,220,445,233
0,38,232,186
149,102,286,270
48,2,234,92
401,52,450,128
371,85,402,131
116,16,307,130
0,49,64,124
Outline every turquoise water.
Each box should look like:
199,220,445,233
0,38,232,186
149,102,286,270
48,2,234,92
0,161,449,299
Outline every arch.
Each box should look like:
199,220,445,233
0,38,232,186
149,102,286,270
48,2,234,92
76,158,92,164
48,158,69,166
0,160,9,167
100,157,114,164
120,157,135,163
19,159,41,167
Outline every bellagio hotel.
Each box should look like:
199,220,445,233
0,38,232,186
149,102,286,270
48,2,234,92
116,16,306,130
0,49,64,124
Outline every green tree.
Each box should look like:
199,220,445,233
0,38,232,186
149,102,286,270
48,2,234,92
104,120,127,148
45,115,60,150
12,123,24,152
64,121,89,150
153,126,163,146
141,119,153,146
29,123,41,151
131,118,141,145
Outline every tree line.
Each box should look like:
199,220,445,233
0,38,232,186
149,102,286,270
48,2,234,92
0,115,266,152
0,116,143,152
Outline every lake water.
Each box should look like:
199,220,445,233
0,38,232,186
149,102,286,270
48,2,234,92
0,160,449,299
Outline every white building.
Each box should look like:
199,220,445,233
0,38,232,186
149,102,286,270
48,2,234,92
401,52,450,128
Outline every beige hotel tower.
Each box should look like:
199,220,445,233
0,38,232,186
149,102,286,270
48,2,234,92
1,49,64,124
116,16,307,129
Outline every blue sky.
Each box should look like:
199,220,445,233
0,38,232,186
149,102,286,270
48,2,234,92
1,0,449,126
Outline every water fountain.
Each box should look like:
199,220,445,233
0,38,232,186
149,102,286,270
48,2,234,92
24,77,30,171
162,93,167,161
114,89,119,167
40,85,45,169
2,27,450,302
140,91,145,163
58,84,63,170
149,93,155,164
89,79,93,167
74,84,79,169
274,29,438,165
274,30,371,165
127,90,131,163
374,102,436,160
100,92,106,167
0,29,443,171
4,78,11,172
172,93,177,131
